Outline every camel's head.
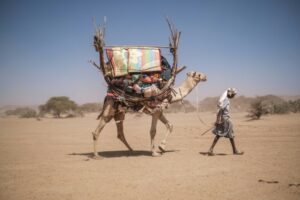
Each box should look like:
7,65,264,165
187,71,207,83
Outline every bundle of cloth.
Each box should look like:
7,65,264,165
106,48,162,76
106,48,172,98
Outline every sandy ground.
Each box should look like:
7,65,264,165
0,112,299,200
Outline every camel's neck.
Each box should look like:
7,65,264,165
170,77,200,103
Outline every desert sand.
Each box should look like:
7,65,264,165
0,112,299,200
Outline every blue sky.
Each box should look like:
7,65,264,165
0,0,300,106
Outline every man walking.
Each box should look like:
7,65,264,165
207,88,244,156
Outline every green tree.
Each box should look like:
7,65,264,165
41,96,78,118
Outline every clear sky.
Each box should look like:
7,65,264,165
1,0,300,106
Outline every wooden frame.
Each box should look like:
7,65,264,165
92,18,181,103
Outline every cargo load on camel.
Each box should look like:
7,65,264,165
106,47,173,98
91,19,182,110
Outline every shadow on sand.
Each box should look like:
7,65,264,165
199,152,228,156
69,149,180,159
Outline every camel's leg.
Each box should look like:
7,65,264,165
158,112,173,153
92,118,107,159
114,112,133,151
92,99,114,159
150,112,161,157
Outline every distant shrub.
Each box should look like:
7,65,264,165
166,100,196,113
79,103,102,113
64,108,84,118
288,99,300,113
247,97,270,120
38,104,47,117
39,96,78,118
272,102,290,114
5,107,37,118
247,95,294,119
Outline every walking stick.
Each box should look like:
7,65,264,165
200,126,214,136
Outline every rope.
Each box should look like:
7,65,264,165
195,84,210,127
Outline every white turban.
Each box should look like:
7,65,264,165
218,88,237,109
227,88,237,95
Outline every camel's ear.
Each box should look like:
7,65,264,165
188,71,196,77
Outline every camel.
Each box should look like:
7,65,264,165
92,71,207,159
91,19,207,158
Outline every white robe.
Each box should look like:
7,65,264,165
217,90,230,118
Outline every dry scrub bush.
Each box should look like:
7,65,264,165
247,97,269,120
5,107,37,118
247,95,296,120
79,103,102,113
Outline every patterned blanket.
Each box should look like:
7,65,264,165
106,48,162,77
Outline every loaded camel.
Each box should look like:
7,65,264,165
91,19,206,159
92,71,206,159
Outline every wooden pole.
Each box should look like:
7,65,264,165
104,45,170,49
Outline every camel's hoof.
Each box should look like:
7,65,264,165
233,151,244,155
92,155,103,160
207,152,215,156
152,151,162,157
158,145,166,153
167,123,174,132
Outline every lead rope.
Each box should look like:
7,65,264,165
195,84,210,127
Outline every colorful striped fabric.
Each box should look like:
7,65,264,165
106,48,128,77
128,48,161,73
106,48,162,77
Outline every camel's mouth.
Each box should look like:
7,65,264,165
199,74,207,82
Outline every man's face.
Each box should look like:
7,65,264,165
227,92,236,99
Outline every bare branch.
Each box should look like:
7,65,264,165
176,66,186,74
89,60,101,71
